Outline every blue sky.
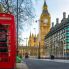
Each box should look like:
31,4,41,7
22,0,69,46
33,0,69,23
47,0,69,23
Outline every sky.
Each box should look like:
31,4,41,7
22,0,69,46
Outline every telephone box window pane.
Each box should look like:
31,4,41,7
0,30,7,42
0,48,8,52
0,24,8,52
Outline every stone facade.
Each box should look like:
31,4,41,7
45,12,69,58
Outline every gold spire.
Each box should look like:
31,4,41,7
43,0,48,10
42,0,49,15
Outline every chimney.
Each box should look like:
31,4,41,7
52,22,54,27
56,18,59,24
63,12,66,19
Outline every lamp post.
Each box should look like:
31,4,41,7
35,20,41,59
33,28,36,47
38,41,40,59
24,37,28,57
22,40,24,57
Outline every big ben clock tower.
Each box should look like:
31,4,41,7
39,0,51,56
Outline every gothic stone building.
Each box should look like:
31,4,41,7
45,12,69,59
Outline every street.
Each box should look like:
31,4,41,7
23,59,69,69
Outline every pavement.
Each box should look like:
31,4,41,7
29,57,69,63
37,59,69,63
23,59,69,69
16,58,69,69
16,62,28,69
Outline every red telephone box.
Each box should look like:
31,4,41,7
0,13,16,69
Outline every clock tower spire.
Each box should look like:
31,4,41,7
42,0,49,15
39,0,51,56
43,0,47,10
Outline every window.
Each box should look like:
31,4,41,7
0,24,8,52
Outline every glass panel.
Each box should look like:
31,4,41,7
65,28,69,30
66,39,69,42
66,33,69,36
66,46,69,49
0,24,9,52
0,48,8,52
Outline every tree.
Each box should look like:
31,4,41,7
0,0,35,44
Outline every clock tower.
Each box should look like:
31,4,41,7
39,0,51,56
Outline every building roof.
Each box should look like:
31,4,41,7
45,17,69,39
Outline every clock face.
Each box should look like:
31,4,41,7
43,19,48,24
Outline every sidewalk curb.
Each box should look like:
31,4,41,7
36,59,69,63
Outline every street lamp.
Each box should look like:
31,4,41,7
38,42,40,59
35,20,41,59
33,28,36,47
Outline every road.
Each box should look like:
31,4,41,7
23,59,69,69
